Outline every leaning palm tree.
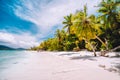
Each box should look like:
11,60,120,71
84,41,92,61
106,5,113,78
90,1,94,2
73,5,106,56
62,14,73,34
72,5,97,56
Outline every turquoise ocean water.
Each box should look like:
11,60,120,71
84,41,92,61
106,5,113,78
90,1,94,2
0,50,28,79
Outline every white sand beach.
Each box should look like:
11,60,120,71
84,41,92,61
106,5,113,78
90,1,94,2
1,51,120,80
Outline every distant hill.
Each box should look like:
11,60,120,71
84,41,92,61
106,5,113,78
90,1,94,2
0,45,26,50
16,48,26,50
0,45,15,50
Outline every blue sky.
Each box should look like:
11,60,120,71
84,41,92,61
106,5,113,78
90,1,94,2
0,0,101,48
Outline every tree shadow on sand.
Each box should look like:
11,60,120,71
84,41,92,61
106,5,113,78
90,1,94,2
114,63,120,75
59,53,78,56
70,55,97,61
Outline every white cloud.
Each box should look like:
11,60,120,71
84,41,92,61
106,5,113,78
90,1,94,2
0,32,15,43
2,0,101,48
0,32,39,48
14,0,101,35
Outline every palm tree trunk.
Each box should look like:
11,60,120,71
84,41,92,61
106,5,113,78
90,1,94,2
95,36,108,50
95,36,105,46
89,42,97,57
86,40,97,57
110,45,120,52
68,27,70,34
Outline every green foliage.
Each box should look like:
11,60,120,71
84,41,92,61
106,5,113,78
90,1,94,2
32,0,120,52
63,14,73,34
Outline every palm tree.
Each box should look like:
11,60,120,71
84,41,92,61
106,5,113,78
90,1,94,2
62,14,73,34
72,5,99,56
55,29,66,50
73,5,110,56
97,0,120,51
98,0,120,28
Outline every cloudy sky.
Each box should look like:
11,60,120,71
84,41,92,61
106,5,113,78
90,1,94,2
0,0,101,48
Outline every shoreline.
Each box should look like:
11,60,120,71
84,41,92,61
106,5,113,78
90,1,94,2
0,51,120,80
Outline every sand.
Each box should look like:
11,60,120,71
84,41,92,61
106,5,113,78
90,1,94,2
1,51,120,80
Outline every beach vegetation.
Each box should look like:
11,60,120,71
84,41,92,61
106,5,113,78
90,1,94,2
31,0,120,56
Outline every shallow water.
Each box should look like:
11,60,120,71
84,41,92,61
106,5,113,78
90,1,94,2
0,50,29,79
